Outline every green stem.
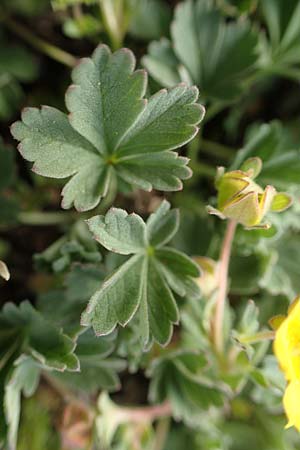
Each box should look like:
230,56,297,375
212,220,237,354
99,0,123,50
2,16,77,68
238,330,275,345
18,211,75,226
191,161,215,178
200,138,235,160
152,417,170,450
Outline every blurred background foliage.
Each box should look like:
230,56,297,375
1,0,300,449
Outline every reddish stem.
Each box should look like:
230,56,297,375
116,401,172,424
212,220,237,353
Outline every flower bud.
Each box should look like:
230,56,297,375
207,157,292,229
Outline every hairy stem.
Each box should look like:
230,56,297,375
3,16,77,67
212,220,237,353
116,401,172,424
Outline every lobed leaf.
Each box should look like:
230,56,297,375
82,201,200,347
87,208,147,254
149,352,224,426
11,45,204,211
0,301,79,372
55,329,125,393
143,0,259,102
5,356,40,450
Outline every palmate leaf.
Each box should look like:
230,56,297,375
128,0,171,41
37,263,106,337
11,45,204,212
34,220,101,273
148,352,224,426
259,0,300,79
81,200,200,347
55,329,126,393
0,301,79,372
142,0,259,102
4,355,40,450
231,121,300,189
0,302,78,449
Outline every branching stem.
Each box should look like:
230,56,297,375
212,220,237,354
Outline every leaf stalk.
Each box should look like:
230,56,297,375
212,219,237,354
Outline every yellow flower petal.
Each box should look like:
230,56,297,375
274,299,300,380
283,380,300,431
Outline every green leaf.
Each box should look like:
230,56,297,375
271,192,293,212
149,352,224,426
35,220,101,273
63,14,103,39
219,0,258,16
259,233,300,298
81,254,146,335
0,301,79,372
143,0,259,102
81,201,200,347
12,45,204,211
55,329,125,392
87,209,147,254
38,263,106,336
4,355,40,450
231,121,300,189
52,0,98,9
155,247,200,298
259,0,300,79
230,250,272,296
129,0,171,41
0,42,38,121
142,39,183,88
0,46,38,82
146,200,179,247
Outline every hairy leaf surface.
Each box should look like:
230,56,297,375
81,201,200,347
11,45,204,211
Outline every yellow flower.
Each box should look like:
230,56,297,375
283,380,300,431
274,299,300,381
273,298,300,431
